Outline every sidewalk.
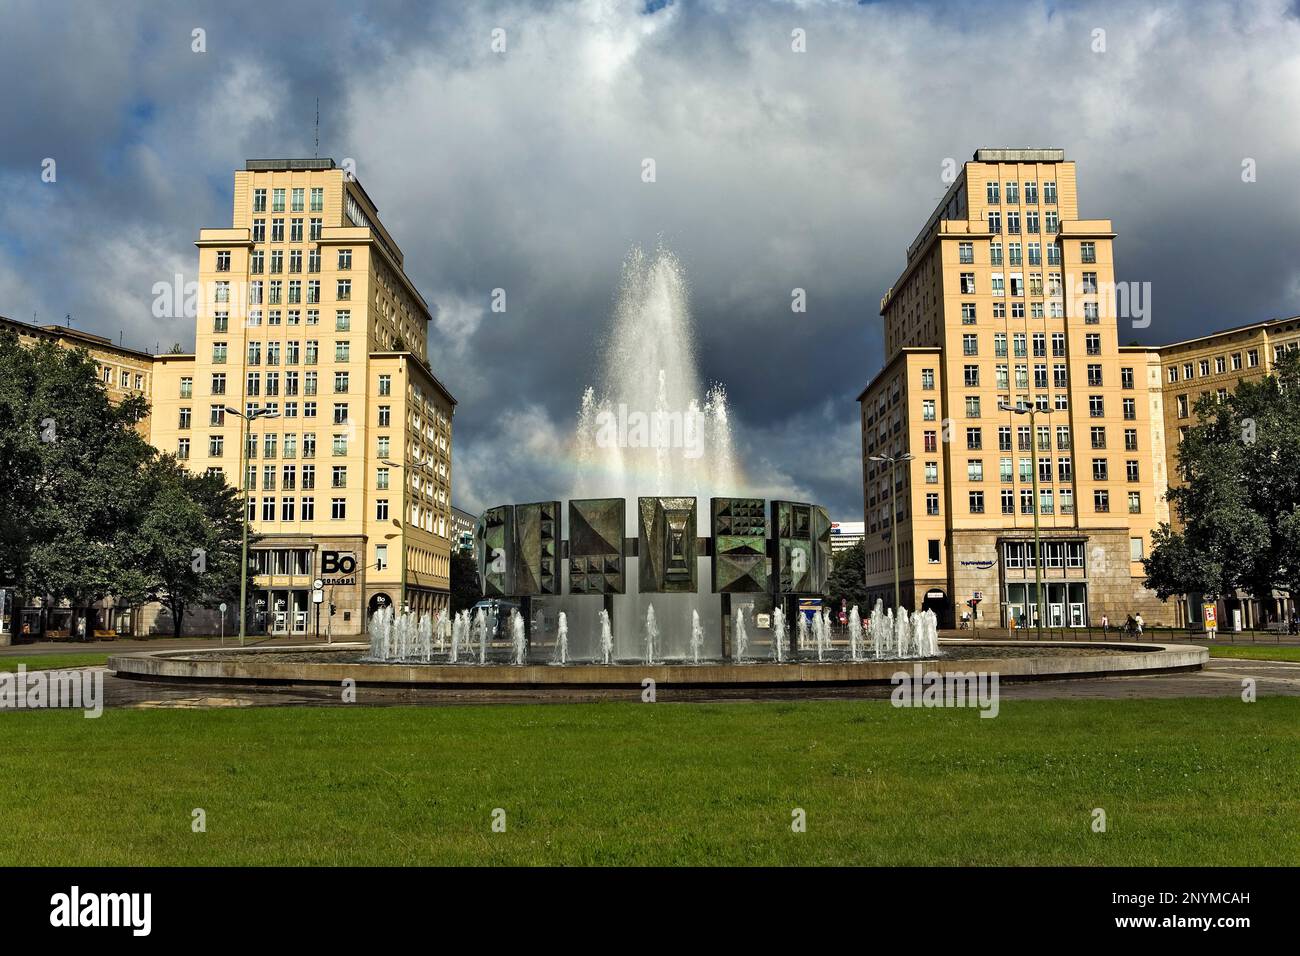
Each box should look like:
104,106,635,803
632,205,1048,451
941,626,1300,646
0,634,345,657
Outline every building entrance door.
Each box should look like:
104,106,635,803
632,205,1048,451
292,590,308,633
269,590,290,634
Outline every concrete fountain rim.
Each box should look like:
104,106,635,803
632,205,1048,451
107,640,1208,689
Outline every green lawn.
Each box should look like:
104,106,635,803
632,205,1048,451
0,653,110,672
2,698,1297,866
1208,645,1300,662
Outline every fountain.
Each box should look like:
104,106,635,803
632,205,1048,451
771,605,786,663
848,605,863,662
796,612,809,653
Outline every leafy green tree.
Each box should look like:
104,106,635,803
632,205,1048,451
1144,351,1300,614
824,541,868,614
125,456,246,638
0,334,152,636
450,550,481,613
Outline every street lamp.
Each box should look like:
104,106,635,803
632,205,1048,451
381,458,438,614
868,452,914,611
999,400,1048,638
226,405,279,645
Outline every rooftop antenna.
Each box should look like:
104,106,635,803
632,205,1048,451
314,97,319,158
65,312,72,328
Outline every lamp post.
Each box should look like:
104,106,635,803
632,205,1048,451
381,458,438,614
226,406,279,645
999,400,1048,638
868,452,914,611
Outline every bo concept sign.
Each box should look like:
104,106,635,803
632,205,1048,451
321,551,357,584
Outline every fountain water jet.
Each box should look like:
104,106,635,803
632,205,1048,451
554,612,569,665
598,609,614,665
733,608,748,661
644,604,658,665
771,606,786,663
689,610,704,664
511,610,527,665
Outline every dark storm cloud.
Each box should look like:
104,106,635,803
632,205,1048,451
2,0,1299,519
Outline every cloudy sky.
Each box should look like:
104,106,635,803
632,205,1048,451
3,0,1299,518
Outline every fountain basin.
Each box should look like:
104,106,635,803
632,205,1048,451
109,641,1208,692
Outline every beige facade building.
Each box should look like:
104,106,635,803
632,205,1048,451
0,317,160,640
1153,315,1300,626
144,159,456,637
859,149,1171,629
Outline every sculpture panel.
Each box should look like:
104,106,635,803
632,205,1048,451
513,500,561,595
568,497,625,594
638,496,697,593
711,497,768,593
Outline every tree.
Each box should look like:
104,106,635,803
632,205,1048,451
824,541,868,614
1144,350,1300,615
125,456,246,638
450,550,481,613
0,334,153,636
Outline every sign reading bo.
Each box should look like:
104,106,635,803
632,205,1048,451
321,550,358,582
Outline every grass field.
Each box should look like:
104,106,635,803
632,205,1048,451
2,697,1298,866
0,653,111,672
1208,645,1300,662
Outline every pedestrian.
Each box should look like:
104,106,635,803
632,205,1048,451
1134,612,1144,639
1101,613,1109,636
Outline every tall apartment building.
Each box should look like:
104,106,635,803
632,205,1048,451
149,159,456,637
858,148,1170,629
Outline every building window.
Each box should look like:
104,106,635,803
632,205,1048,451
926,494,940,516
1094,489,1110,512
377,499,389,521
301,497,315,521
331,497,347,520
969,491,985,514
928,540,941,564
